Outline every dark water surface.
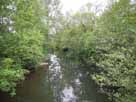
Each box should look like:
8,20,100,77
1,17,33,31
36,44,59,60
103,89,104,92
0,54,108,102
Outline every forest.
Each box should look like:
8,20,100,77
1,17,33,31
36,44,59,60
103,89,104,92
0,0,136,102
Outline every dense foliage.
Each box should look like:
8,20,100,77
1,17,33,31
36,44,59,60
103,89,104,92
51,0,136,102
0,0,48,95
0,0,135,101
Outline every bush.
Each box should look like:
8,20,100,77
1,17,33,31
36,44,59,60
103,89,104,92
0,58,28,96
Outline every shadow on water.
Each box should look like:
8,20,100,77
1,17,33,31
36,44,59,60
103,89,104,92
0,54,108,102
0,67,54,102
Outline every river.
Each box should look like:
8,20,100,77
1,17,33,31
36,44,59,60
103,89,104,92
0,54,108,102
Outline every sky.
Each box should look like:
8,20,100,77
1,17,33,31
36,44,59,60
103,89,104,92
60,0,108,14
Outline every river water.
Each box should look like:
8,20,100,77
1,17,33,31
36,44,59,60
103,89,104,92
0,54,108,102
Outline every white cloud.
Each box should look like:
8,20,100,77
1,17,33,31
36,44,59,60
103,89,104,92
61,0,108,14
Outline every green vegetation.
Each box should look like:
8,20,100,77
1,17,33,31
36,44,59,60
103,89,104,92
0,0,135,101
0,0,48,95
50,0,136,102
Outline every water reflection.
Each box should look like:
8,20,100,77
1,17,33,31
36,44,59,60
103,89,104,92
48,54,108,102
61,85,77,102
49,54,62,80
0,54,108,102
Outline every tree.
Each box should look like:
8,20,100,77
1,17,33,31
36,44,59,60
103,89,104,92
0,0,48,96
51,0,136,101
91,0,136,101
